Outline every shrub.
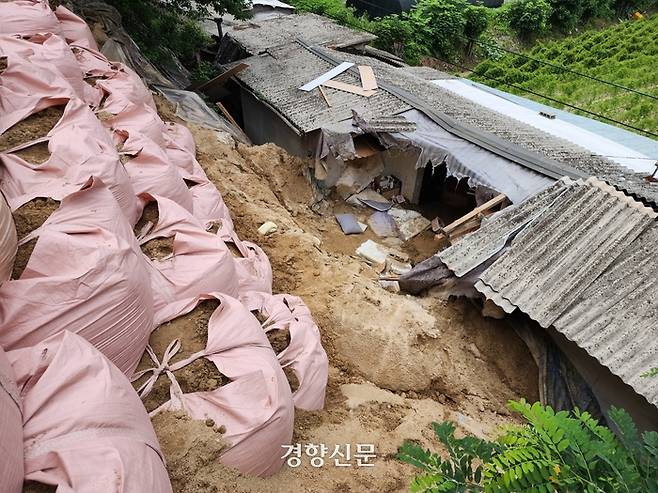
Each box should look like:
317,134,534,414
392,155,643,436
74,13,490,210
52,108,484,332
399,400,658,492
372,14,430,64
506,0,553,39
286,0,372,31
106,0,250,67
411,0,468,59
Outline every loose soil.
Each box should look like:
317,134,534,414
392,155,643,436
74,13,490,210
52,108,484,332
133,299,229,414
144,97,539,492
0,106,64,164
134,201,175,260
152,411,229,493
11,198,59,279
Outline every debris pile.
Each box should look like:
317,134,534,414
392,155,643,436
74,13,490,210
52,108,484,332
0,1,328,490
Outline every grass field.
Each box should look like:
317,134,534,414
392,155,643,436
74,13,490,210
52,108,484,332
471,14,658,136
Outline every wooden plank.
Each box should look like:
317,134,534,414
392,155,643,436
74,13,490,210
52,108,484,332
196,63,248,92
442,194,507,235
358,65,378,91
299,62,354,91
216,102,240,129
318,86,332,108
322,79,376,98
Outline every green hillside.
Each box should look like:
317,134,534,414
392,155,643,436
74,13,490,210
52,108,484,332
472,15,658,137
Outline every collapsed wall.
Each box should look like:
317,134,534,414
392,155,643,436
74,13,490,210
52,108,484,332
0,0,328,488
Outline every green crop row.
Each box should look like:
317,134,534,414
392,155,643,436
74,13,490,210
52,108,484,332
472,14,658,135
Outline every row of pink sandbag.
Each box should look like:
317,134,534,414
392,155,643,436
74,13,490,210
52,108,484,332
0,1,328,490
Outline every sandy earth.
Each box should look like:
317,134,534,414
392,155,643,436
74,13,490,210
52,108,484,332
144,98,538,492
11,96,538,493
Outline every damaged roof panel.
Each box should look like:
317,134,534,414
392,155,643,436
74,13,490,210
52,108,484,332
554,224,658,407
235,44,411,133
226,13,376,53
474,178,655,328
439,177,658,405
319,47,658,207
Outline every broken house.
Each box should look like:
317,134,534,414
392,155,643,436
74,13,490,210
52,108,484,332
405,177,658,431
207,13,658,431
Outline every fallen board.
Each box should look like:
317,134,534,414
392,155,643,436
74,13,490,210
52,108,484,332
322,80,375,97
299,62,354,91
196,63,248,92
358,65,378,91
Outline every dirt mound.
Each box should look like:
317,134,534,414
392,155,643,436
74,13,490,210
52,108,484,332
153,120,538,492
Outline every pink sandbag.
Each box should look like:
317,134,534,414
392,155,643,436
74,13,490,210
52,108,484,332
244,292,328,410
0,44,74,134
96,65,156,114
0,0,62,37
0,193,17,284
0,345,23,493
71,44,115,77
0,33,99,109
141,195,240,325
8,331,172,492
54,5,99,50
137,294,294,477
0,181,154,375
0,98,141,224
232,237,274,296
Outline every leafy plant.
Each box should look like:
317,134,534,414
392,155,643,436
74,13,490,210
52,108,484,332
105,0,248,70
506,0,553,39
286,0,373,31
399,421,500,492
399,400,658,492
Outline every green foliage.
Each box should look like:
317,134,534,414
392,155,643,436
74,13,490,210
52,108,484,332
399,421,499,492
289,0,491,62
105,0,243,65
506,0,553,39
471,14,658,135
190,60,221,82
549,0,612,32
286,0,373,31
399,400,658,493
371,14,429,64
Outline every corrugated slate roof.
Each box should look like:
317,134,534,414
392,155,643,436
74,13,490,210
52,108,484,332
439,177,658,405
226,13,376,54
235,44,411,133
314,47,658,207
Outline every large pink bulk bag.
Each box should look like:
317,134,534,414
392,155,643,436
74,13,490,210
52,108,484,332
0,345,23,493
0,1,62,37
0,193,17,284
0,181,153,375
54,6,99,50
143,295,295,477
8,331,172,492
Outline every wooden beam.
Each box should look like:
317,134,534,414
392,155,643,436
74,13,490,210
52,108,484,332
358,65,378,90
196,63,248,92
322,79,376,97
215,101,240,129
318,86,332,108
441,194,507,235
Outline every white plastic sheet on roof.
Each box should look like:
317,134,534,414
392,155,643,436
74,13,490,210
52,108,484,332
397,109,555,203
433,79,657,174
